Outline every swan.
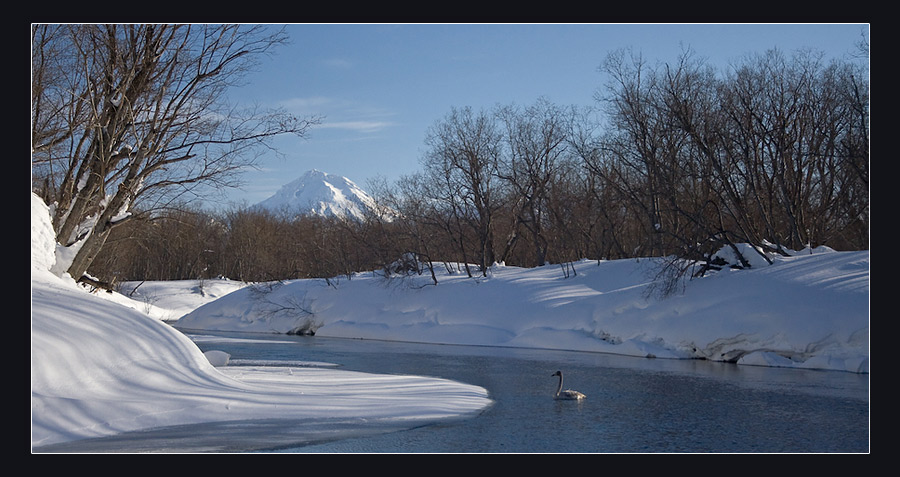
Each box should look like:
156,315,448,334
552,370,586,400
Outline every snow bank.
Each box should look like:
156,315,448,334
115,279,248,322
179,248,869,374
31,189,869,449
31,193,492,449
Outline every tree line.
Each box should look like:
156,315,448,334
33,25,868,293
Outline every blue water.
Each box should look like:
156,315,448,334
39,332,869,453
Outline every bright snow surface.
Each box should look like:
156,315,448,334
31,192,869,450
252,169,378,220
31,194,490,450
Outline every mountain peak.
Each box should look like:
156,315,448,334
254,169,377,221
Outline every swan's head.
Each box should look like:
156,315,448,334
552,371,562,377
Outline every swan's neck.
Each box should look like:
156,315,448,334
556,374,563,396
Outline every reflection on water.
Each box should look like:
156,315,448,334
40,332,870,453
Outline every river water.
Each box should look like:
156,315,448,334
205,332,868,453
42,331,870,453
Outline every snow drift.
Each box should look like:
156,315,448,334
31,193,492,449
31,189,868,450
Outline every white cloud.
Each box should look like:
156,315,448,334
319,119,394,133
278,96,398,135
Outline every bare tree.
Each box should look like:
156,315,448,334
32,25,86,171
31,24,320,285
421,106,504,275
365,174,442,285
714,48,869,253
497,98,573,267
594,48,693,259
593,46,869,295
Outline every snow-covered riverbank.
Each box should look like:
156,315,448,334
176,245,869,374
31,194,491,449
31,192,868,450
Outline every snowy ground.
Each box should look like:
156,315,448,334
177,245,869,374
31,192,869,451
31,194,491,450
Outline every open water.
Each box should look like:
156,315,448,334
39,332,869,453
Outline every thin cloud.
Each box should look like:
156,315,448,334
278,96,397,134
319,119,394,134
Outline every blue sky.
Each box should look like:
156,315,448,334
223,23,869,207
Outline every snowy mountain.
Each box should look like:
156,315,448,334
253,169,378,221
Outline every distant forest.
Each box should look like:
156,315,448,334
32,25,869,292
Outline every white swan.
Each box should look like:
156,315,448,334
552,370,586,400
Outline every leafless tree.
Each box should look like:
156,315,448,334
420,106,504,275
593,46,868,294
76,39,867,292
497,98,573,267
31,24,320,285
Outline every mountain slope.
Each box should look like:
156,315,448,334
253,169,377,220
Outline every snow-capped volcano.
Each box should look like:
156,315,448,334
254,169,378,221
